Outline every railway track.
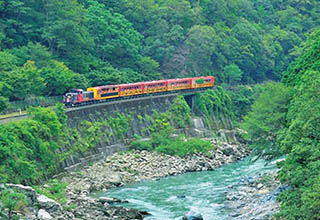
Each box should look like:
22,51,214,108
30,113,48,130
0,87,210,124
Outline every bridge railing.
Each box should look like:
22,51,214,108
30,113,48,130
1,96,63,115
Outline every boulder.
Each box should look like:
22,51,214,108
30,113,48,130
221,146,235,156
182,210,203,220
37,194,62,212
38,209,53,220
98,197,128,204
6,183,37,202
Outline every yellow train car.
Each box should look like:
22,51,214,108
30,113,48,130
87,85,120,100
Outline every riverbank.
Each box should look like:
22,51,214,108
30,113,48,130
1,138,251,219
62,139,250,194
225,171,281,219
57,139,250,219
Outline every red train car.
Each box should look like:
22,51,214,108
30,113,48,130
64,76,214,107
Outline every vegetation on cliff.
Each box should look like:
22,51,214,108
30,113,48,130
242,30,320,219
131,95,215,156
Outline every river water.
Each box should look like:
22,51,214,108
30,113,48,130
103,157,278,220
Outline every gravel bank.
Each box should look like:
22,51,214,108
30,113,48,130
1,139,251,219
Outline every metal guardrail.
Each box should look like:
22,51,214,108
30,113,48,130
2,96,63,115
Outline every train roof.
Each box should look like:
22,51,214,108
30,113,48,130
88,76,214,90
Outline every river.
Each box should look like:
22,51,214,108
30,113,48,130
101,157,278,219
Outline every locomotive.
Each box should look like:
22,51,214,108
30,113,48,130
64,76,215,107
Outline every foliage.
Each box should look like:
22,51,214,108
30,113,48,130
131,96,213,157
131,126,214,157
0,96,8,112
155,136,214,157
242,29,320,219
241,82,291,159
79,121,104,147
169,96,191,128
196,87,232,116
282,30,320,87
227,84,264,119
0,188,27,220
0,107,63,184
40,60,88,96
109,112,132,139
0,0,318,107
55,103,67,129
34,179,67,205
130,140,153,152
223,64,243,85
185,25,217,74
85,0,143,68
276,69,320,220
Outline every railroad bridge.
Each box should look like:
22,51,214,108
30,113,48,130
65,89,205,127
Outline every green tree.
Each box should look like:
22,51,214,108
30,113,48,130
241,82,291,159
277,70,320,220
0,96,8,112
136,57,161,80
282,30,320,87
169,96,191,128
223,64,243,84
185,25,217,75
232,19,264,82
41,0,93,73
40,60,86,95
9,42,53,68
86,0,143,68
1,60,45,100
0,51,18,72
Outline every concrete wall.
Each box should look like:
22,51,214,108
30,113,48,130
61,94,237,171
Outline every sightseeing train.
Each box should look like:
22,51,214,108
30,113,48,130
64,76,215,107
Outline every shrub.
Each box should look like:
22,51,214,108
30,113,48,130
156,136,214,157
0,188,27,220
34,179,67,205
131,140,153,151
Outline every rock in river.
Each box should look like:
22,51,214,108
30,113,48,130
182,210,203,220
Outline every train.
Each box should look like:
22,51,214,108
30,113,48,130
63,76,215,107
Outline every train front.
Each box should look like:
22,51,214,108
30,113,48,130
64,89,83,107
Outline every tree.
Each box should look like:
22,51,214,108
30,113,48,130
232,19,264,82
85,0,143,68
40,60,87,96
185,25,217,75
277,70,320,220
0,96,8,112
9,42,53,68
282,30,320,87
0,60,45,100
0,51,18,72
41,0,93,73
223,64,243,84
136,57,161,80
241,82,291,159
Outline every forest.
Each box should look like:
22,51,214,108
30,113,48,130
0,0,319,109
0,0,320,219
242,30,320,219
